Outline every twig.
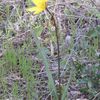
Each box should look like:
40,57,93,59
46,8,61,100
92,91,100,100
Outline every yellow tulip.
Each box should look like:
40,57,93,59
26,0,48,14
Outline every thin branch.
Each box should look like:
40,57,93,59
92,91,100,100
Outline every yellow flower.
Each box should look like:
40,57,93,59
26,0,48,14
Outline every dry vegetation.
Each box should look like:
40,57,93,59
0,0,100,100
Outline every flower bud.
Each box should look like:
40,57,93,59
65,31,72,48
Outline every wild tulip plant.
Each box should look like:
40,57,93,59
26,0,61,100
